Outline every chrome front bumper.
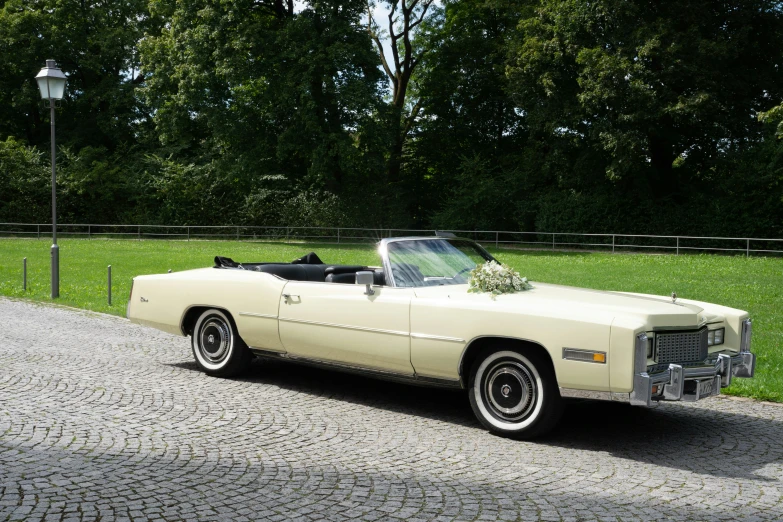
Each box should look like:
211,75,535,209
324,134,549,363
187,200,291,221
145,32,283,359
559,350,756,405
629,351,756,407
629,319,755,407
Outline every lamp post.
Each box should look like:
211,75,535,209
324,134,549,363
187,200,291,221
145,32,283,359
35,60,67,299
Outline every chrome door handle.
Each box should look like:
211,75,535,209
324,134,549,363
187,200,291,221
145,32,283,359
282,294,300,300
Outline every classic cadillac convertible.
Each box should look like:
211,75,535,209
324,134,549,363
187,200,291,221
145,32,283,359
127,236,756,438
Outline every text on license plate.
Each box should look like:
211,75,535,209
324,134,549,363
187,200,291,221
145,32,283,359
699,379,714,397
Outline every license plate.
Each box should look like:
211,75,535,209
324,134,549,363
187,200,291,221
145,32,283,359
698,379,714,398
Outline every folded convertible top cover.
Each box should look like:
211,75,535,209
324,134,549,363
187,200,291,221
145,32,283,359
214,256,239,268
291,252,323,264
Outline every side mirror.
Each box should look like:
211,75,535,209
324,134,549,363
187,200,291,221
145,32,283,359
355,271,375,296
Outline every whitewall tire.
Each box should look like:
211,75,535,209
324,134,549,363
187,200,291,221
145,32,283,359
468,349,562,439
191,309,251,377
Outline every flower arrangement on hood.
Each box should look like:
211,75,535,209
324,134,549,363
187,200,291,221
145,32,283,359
468,261,533,298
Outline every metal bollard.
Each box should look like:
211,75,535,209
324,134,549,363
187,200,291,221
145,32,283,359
23,258,27,291
168,269,172,273
107,265,112,305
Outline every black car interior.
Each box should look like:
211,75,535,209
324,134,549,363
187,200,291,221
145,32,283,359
213,253,386,285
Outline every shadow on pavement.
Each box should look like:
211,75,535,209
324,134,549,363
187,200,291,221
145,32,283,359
168,357,783,481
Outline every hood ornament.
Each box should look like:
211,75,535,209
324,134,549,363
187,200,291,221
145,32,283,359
671,292,677,304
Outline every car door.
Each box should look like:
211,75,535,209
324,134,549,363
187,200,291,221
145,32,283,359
278,281,415,375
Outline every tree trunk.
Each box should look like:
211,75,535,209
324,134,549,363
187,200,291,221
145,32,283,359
368,1,434,186
388,72,411,184
388,117,405,184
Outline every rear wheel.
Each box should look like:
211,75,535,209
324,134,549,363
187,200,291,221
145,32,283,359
468,348,562,439
191,309,251,377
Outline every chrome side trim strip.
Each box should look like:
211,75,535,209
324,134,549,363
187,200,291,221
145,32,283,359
278,317,409,337
415,374,462,387
249,348,463,389
559,388,630,402
284,353,414,377
279,318,464,343
410,333,465,343
248,346,286,354
239,312,278,319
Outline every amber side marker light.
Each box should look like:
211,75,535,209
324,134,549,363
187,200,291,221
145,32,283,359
562,348,607,364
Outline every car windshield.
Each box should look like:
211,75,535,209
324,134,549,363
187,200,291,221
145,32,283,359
385,238,495,288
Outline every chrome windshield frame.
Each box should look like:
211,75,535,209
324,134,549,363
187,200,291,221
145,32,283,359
378,237,496,289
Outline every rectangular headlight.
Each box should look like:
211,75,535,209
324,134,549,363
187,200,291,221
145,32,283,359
707,330,715,346
713,328,724,345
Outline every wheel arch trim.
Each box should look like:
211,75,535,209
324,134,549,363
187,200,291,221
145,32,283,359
180,304,236,336
458,335,556,386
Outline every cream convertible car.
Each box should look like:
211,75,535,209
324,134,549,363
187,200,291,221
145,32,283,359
128,237,756,439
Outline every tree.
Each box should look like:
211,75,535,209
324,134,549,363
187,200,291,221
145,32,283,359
508,0,783,195
141,0,385,199
367,0,438,185
408,0,529,228
0,0,161,151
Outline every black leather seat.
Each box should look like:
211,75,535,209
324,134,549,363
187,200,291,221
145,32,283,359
252,263,326,281
247,263,384,285
325,268,386,285
324,265,363,284
325,272,356,284
324,265,364,276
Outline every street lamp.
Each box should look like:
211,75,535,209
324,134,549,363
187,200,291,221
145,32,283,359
35,59,67,299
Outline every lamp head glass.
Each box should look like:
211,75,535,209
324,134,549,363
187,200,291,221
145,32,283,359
35,60,67,100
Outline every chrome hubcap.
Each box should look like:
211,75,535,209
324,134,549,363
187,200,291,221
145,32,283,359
484,361,536,421
199,318,231,363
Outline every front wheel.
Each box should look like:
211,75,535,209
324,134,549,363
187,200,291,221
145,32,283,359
191,309,251,377
468,349,562,439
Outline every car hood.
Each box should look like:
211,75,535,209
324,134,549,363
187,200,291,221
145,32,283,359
412,282,719,330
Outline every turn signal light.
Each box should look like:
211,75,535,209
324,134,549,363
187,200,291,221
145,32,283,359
562,348,607,364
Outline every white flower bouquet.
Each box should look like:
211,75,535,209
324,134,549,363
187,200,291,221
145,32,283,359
468,261,533,298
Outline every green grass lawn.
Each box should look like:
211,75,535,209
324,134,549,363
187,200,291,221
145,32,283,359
1,238,780,402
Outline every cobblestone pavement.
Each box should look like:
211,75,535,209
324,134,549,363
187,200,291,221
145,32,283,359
1,298,783,522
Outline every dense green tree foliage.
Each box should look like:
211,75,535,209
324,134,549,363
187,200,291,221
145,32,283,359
508,0,783,193
1,0,782,236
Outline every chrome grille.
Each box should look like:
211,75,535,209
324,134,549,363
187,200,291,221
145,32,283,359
655,328,708,364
